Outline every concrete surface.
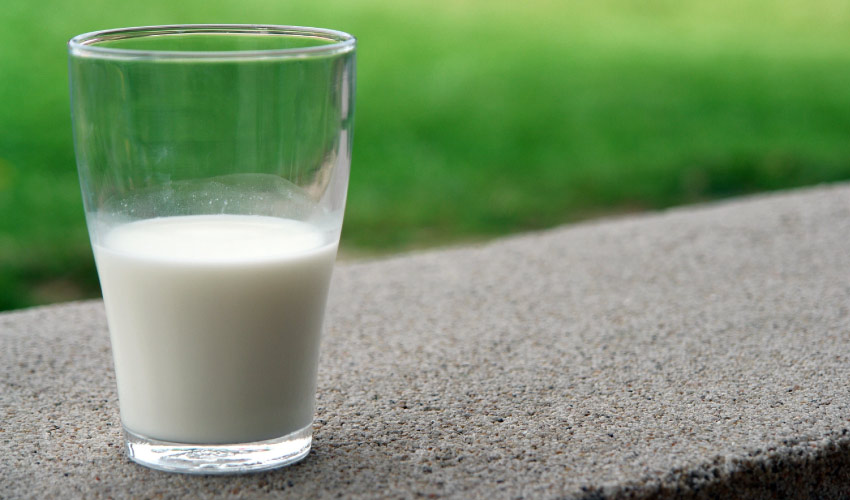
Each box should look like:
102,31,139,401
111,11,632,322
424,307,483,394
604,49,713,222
2,184,850,499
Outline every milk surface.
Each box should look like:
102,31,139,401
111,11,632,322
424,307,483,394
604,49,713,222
94,215,337,444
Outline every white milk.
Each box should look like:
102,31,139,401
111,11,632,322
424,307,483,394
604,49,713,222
94,215,338,444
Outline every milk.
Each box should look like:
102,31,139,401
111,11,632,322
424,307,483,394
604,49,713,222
94,215,338,444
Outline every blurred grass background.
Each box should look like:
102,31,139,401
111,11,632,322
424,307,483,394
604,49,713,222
1,0,849,310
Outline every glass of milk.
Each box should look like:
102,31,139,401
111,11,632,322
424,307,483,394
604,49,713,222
68,25,355,474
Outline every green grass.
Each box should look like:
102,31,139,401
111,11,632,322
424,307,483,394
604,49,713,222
1,0,850,310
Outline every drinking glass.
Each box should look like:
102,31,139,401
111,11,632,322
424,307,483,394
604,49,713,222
68,25,355,474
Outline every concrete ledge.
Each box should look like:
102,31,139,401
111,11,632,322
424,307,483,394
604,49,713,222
2,184,850,499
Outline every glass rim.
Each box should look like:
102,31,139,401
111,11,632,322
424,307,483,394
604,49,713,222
68,24,356,61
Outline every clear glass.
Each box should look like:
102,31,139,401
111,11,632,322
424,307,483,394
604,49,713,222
68,25,355,474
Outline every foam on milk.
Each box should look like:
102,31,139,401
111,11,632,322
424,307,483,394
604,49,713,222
94,215,337,444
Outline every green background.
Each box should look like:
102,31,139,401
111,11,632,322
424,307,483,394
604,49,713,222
1,0,849,310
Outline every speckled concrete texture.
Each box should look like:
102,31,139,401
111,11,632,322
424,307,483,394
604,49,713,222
2,184,850,499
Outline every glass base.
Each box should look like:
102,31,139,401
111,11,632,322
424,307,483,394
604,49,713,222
124,424,312,474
